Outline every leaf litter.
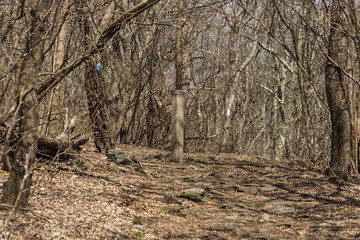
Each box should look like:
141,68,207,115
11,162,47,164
1,144,360,239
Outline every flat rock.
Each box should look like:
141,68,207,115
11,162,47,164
222,184,277,195
258,184,278,192
260,213,270,221
203,224,235,232
303,201,320,205
237,185,258,195
182,174,202,182
188,165,203,171
262,201,295,214
181,188,205,201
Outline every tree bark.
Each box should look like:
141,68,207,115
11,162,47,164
37,134,89,159
80,1,115,153
1,0,50,208
44,0,70,137
326,0,352,181
84,56,114,153
350,0,360,173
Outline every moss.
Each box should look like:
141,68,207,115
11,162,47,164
132,216,148,226
132,217,143,225
133,231,145,238
182,193,199,199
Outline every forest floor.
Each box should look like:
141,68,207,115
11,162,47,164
1,144,360,239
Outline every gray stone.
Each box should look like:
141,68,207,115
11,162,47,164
188,165,203,171
303,201,320,205
209,190,226,196
162,205,184,215
298,229,307,236
204,225,235,232
237,186,258,195
326,220,350,225
262,201,295,214
223,184,277,195
258,184,278,192
234,204,257,216
164,192,181,204
174,220,188,227
181,188,205,201
106,149,144,173
261,213,270,221
182,174,202,182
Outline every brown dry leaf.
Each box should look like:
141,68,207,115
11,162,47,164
1,144,360,239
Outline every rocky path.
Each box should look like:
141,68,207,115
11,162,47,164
1,145,360,239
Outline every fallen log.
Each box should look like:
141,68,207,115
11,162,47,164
37,133,89,159
1,132,89,171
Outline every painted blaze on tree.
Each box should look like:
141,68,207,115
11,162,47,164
1,0,161,209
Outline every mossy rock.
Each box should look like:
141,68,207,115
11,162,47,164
181,188,204,201
107,149,144,173
163,192,181,204
132,216,148,226
69,159,87,170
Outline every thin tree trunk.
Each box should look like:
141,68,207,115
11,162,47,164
1,0,50,208
326,0,352,181
0,0,23,171
296,4,312,158
44,0,70,137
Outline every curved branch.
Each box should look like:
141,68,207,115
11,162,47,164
37,0,161,101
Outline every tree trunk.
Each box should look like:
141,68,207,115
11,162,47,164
296,9,312,159
84,56,114,153
350,0,360,173
44,0,70,137
326,0,352,181
0,0,23,172
1,0,50,208
81,2,115,153
171,0,187,162
37,134,89,159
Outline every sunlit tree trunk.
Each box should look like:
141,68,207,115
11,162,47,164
44,0,70,137
326,0,352,181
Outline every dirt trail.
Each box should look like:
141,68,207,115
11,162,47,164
1,145,360,239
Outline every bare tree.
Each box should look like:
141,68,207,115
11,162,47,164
1,0,51,208
0,0,161,208
325,0,352,181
